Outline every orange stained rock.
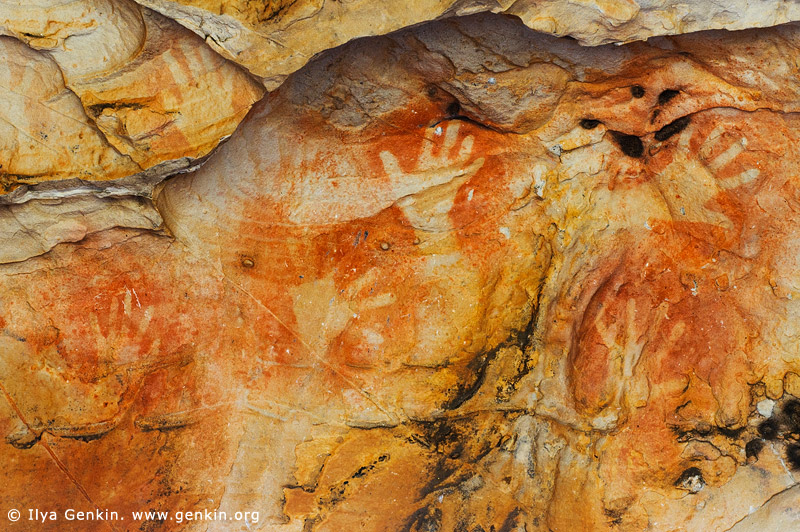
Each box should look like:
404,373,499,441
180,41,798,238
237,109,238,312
5,12,800,532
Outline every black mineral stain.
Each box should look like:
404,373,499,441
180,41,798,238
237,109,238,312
5,431,41,450
654,116,691,142
786,443,800,470
87,101,144,117
498,508,523,532
402,506,443,532
610,131,644,158
658,89,680,105
580,119,601,130
350,454,389,480
604,508,624,527
758,418,780,440
444,350,494,410
419,458,465,499
745,438,765,461
783,399,800,429
718,426,745,440
63,432,108,443
650,109,661,124
631,85,645,98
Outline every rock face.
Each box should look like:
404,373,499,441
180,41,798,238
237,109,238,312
136,0,800,87
0,0,264,192
3,3,800,532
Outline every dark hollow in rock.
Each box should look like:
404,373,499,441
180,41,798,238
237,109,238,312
745,438,765,461
675,467,705,492
758,418,780,440
631,85,645,98
580,119,601,129
782,399,800,429
786,443,800,470
654,116,691,141
658,89,680,105
446,101,461,116
610,131,644,158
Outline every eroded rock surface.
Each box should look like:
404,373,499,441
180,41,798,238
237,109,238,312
3,6,800,532
0,0,264,192
136,0,800,88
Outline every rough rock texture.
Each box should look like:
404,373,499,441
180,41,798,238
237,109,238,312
0,0,264,191
4,3,800,532
136,0,800,87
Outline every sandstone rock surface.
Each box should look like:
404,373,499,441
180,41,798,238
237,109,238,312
3,3,800,532
136,0,800,87
0,0,264,192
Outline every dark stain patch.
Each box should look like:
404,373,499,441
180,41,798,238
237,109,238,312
350,454,389,480
56,432,107,443
745,438,765,461
415,420,458,453
677,467,702,481
650,109,661,124
86,101,144,118
135,412,196,432
255,0,299,24
495,290,543,402
302,517,322,532
783,399,800,428
353,230,368,247
455,522,486,532
444,350,494,410
402,506,443,532
411,417,507,498
3,173,44,182
654,116,691,142
631,85,645,98
498,508,523,532
610,131,644,158
658,89,680,106
717,425,745,440
604,507,624,527
445,309,539,410
447,101,461,117
2,329,27,343
758,418,780,440
418,457,463,499
316,453,391,509
786,443,800,470
675,467,705,492
6,429,41,449
580,119,601,130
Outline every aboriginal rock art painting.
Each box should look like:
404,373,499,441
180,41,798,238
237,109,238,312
4,12,800,532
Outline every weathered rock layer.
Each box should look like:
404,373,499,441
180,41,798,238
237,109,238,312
2,3,800,532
